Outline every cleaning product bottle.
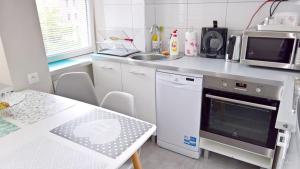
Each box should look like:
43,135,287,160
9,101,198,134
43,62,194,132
169,30,179,56
150,24,161,53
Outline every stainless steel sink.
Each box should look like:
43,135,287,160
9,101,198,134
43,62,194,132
130,53,167,61
129,53,183,61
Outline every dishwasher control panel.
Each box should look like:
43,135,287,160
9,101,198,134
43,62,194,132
156,71,202,85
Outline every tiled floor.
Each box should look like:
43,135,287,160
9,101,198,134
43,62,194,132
140,141,260,169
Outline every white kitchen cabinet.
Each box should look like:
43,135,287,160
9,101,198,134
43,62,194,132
93,60,123,103
121,64,156,125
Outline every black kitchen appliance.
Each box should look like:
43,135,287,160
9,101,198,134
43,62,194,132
200,21,228,59
200,75,283,158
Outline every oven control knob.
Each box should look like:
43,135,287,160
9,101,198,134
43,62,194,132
222,82,228,87
256,88,262,93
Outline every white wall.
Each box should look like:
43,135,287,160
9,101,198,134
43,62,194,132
0,36,12,86
146,0,300,52
95,0,300,53
0,0,52,92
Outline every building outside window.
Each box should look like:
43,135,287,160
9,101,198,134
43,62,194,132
35,0,94,63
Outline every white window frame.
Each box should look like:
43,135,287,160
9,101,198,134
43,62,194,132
40,0,96,63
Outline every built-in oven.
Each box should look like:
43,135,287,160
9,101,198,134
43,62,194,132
240,30,300,70
200,76,283,158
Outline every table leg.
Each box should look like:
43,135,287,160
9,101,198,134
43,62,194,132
131,151,143,169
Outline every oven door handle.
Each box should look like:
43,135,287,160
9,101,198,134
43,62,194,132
205,94,277,111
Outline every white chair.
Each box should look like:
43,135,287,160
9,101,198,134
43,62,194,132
100,91,135,117
100,91,137,169
55,72,99,106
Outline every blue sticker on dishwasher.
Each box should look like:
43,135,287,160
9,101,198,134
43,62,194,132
184,136,197,147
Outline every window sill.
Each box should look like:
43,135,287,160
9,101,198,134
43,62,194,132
48,54,92,76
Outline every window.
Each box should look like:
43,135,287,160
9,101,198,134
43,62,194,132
36,0,94,62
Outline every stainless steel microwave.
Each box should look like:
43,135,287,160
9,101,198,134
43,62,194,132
241,31,300,70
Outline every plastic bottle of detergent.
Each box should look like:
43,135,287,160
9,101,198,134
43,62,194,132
169,30,179,56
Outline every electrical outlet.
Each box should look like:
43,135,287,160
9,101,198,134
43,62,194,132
27,72,40,84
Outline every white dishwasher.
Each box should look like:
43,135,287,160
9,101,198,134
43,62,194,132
156,70,203,159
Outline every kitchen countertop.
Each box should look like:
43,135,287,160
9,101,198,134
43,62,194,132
91,53,300,132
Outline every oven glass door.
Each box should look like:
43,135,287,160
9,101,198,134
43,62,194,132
201,89,280,149
246,37,295,63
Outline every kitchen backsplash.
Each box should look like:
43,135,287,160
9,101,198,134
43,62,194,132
95,0,300,52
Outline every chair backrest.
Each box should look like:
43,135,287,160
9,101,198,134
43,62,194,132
55,72,99,106
100,91,135,117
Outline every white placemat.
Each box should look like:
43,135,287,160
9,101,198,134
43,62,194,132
0,90,75,124
51,108,153,159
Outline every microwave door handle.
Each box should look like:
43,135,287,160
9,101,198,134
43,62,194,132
295,39,300,66
290,37,298,65
205,94,277,111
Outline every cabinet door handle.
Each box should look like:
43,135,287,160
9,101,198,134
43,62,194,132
129,71,145,76
100,66,113,70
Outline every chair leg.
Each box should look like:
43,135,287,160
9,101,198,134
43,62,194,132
131,151,143,169
204,150,210,159
150,135,156,143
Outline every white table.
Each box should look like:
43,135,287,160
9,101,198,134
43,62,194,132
0,90,156,169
